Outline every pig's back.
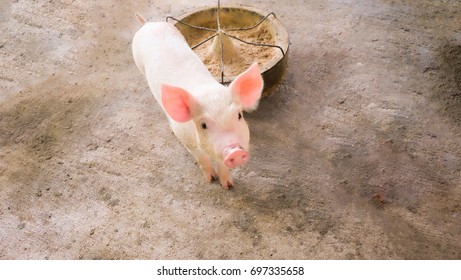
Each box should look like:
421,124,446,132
132,22,215,97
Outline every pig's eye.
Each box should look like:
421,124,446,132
238,112,242,120
201,122,207,129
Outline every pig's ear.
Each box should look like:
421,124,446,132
229,63,264,111
161,84,194,122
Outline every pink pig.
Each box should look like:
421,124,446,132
132,16,263,189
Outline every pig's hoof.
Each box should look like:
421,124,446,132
203,169,217,183
219,178,234,190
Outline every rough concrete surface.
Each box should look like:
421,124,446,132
1,0,460,259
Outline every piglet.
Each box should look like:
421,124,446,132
132,15,263,189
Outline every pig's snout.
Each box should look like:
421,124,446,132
223,144,249,168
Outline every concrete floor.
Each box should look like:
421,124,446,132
0,0,460,259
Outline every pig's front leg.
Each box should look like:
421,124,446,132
171,122,217,183
193,150,217,183
218,162,234,189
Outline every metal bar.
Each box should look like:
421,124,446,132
165,16,217,32
223,31,285,56
191,33,219,49
219,33,224,83
226,12,276,31
217,0,222,31
218,0,224,83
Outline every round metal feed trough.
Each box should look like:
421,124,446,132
168,6,289,97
